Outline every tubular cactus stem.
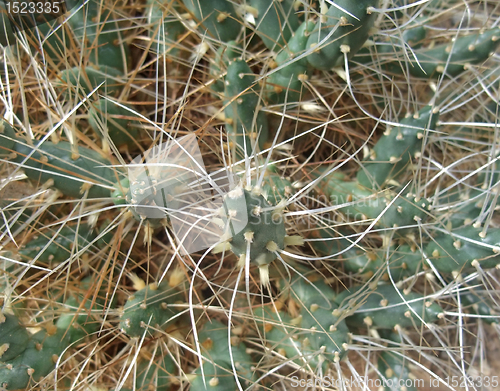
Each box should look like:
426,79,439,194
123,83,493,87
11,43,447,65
253,172,295,206
65,0,130,73
248,0,301,51
397,27,500,78
182,0,241,43
458,279,499,325
0,312,30,362
335,283,444,330
309,227,421,278
267,20,315,103
147,0,186,60
0,327,72,390
88,99,141,149
377,332,419,391
58,65,125,98
353,21,429,65
119,281,184,338
189,320,254,390
14,141,118,199
209,40,242,96
257,274,350,369
55,288,106,345
19,224,96,265
135,352,176,391
213,186,301,284
425,226,500,273
306,0,380,70
356,105,440,189
224,59,269,158
317,171,430,233
1,120,120,199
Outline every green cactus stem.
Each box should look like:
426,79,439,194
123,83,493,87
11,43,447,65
182,0,241,43
209,40,242,96
88,98,141,149
0,326,72,390
254,172,295,206
356,105,440,188
306,0,379,70
266,21,315,103
147,0,186,60
1,119,120,199
135,352,176,391
55,288,106,345
189,320,254,390
119,280,184,338
284,276,350,363
224,59,269,158
393,27,500,78
317,171,430,233
335,283,444,330
14,140,118,199
65,0,130,73
248,0,301,51
212,186,303,284
19,224,96,265
0,312,30,362
256,274,350,369
425,225,500,273
377,332,418,391
58,65,125,99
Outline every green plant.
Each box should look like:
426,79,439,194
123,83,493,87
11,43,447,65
1,0,500,390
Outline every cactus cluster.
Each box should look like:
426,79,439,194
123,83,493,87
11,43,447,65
1,0,500,390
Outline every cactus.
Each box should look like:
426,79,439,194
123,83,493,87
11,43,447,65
147,0,186,60
0,3,16,46
134,352,176,391
213,186,303,284
266,21,315,103
309,227,420,279
255,273,351,370
189,320,254,390
356,105,440,189
458,279,499,325
425,225,500,273
282,275,350,362
0,277,112,390
0,312,30,362
19,224,96,265
55,277,107,344
259,173,295,206
24,20,71,66
4,0,500,389
65,0,130,73
247,0,301,51
120,280,184,338
0,119,17,159
209,40,242,95
353,19,429,65
335,283,444,330
58,65,125,98
1,128,120,199
224,59,269,157
318,172,430,232
88,98,141,149
392,27,500,78
305,0,379,70
182,0,241,43
377,332,418,391
0,320,78,390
